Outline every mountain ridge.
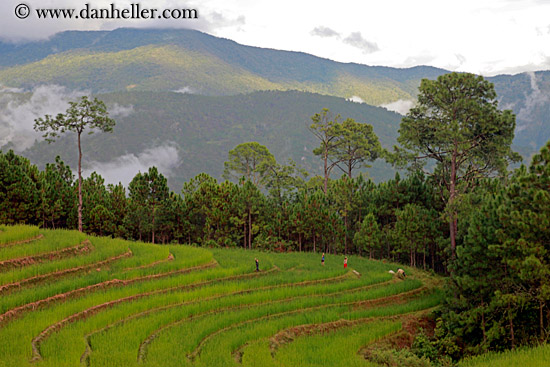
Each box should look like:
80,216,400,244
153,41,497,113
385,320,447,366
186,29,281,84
0,28,448,105
0,28,548,186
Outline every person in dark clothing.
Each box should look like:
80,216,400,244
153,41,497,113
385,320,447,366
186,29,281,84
255,258,259,272
397,268,406,279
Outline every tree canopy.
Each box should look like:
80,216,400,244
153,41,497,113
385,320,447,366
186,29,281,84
223,142,276,187
393,72,520,256
34,96,115,232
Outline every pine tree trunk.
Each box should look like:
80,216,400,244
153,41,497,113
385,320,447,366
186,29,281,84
248,208,252,249
423,247,426,270
508,302,515,349
344,211,348,254
152,204,155,244
449,147,458,261
431,242,435,270
323,150,328,195
313,234,316,253
243,222,247,248
539,300,544,341
77,132,83,232
481,298,487,344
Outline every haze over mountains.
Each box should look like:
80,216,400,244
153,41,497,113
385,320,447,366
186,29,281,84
0,28,548,189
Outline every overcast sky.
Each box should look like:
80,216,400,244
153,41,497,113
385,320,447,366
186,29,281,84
1,0,550,75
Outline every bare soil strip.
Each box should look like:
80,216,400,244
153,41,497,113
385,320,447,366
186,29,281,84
138,280,422,364
122,253,174,272
187,289,429,363
30,260,221,361
136,271,368,363
269,308,437,362
0,248,133,295
229,291,432,363
34,264,280,363
82,266,282,365
0,260,218,326
268,287,429,351
0,234,44,248
359,310,437,358
0,240,92,272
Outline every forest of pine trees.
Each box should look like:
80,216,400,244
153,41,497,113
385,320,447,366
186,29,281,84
1,72,549,358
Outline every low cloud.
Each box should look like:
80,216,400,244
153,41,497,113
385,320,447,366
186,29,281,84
0,85,24,93
516,71,550,129
310,26,340,38
0,0,240,43
401,53,437,68
380,99,415,115
347,96,364,104
0,85,86,151
343,32,379,54
0,0,161,43
84,143,180,186
455,54,467,66
207,11,246,30
173,86,197,94
108,103,134,118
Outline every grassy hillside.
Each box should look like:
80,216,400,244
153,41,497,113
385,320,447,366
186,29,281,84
0,225,441,366
1,28,548,184
21,90,403,189
0,45,283,95
0,28,446,105
458,344,550,367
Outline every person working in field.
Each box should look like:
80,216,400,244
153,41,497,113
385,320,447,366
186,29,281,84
255,258,259,272
397,268,406,279
321,252,325,266
344,257,348,269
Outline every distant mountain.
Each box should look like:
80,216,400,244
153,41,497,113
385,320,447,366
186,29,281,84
488,71,550,157
19,90,403,190
0,28,549,186
0,28,446,105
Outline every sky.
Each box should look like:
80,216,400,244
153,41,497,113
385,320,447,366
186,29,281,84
1,0,550,76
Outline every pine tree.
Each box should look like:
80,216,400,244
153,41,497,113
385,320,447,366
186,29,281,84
393,72,520,258
126,167,169,243
39,156,75,229
354,213,381,259
0,150,41,225
34,96,115,232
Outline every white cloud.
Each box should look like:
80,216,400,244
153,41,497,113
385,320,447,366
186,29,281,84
347,96,364,104
343,32,379,54
173,86,197,94
310,26,340,38
84,143,179,186
0,85,87,151
207,11,245,30
516,71,550,128
380,99,415,115
0,0,549,75
0,85,24,93
108,103,134,118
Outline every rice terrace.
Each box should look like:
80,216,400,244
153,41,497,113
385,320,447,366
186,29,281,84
0,224,442,367
2,8,550,365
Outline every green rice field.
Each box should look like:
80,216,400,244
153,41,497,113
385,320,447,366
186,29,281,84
0,225,442,367
458,344,550,367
